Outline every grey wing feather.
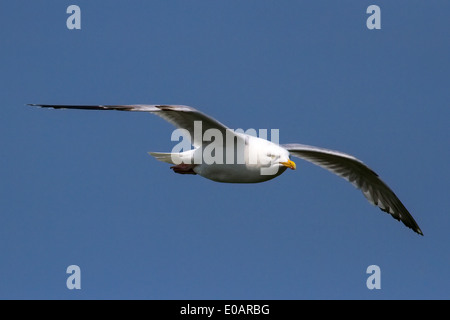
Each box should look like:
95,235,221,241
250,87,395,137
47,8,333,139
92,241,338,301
282,143,423,235
28,104,230,147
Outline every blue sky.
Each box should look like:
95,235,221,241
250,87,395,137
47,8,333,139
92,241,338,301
0,1,449,299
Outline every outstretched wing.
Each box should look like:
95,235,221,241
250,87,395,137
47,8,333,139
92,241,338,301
28,104,230,147
283,143,423,235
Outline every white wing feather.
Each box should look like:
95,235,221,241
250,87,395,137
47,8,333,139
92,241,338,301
28,104,230,147
283,143,422,235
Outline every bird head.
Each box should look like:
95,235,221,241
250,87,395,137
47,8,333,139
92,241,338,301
254,140,296,175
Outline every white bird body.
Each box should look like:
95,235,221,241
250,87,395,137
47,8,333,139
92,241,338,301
28,103,423,235
193,136,291,183
151,132,292,183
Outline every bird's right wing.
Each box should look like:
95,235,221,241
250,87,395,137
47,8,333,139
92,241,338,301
283,143,423,235
28,104,231,148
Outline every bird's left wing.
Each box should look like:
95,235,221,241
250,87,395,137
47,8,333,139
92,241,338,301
282,143,423,235
28,104,230,148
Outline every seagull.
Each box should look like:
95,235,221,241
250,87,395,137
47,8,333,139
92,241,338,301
28,104,423,235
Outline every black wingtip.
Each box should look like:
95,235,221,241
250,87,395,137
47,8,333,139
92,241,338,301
409,224,424,236
27,104,55,108
26,104,103,110
25,104,139,111
409,225,423,236
408,224,423,236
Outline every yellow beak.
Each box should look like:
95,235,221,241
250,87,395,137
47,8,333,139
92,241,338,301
280,159,296,170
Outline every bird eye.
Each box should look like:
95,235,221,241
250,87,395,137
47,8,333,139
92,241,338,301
267,153,277,159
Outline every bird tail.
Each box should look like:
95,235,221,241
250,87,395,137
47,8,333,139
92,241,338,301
149,149,196,165
148,152,177,164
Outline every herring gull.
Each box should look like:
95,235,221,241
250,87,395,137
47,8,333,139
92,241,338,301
28,104,423,235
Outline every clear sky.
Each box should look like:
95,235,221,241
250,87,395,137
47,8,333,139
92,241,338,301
0,1,449,299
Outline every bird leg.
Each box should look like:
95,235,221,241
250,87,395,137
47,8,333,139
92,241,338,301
170,164,197,175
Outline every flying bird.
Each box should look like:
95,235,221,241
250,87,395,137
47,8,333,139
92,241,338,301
28,104,423,235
